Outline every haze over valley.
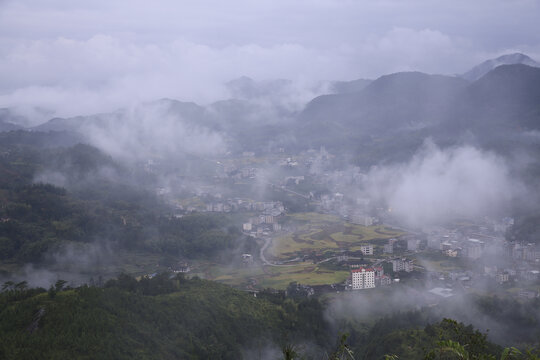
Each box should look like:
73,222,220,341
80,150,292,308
2,1,540,359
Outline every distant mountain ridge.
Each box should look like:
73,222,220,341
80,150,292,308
461,53,540,81
3,55,540,164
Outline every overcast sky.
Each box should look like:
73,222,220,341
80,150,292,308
1,0,540,118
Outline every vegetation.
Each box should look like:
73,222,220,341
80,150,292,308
3,275,537,360
0,135,253,267
0,274,331,359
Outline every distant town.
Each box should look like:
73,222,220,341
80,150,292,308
140,147,540,301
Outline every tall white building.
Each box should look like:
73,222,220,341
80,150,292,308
351,268,375,290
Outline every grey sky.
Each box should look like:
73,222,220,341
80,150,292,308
1,0,540,117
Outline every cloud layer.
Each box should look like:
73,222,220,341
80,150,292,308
1,1,540,120
366,142,523,227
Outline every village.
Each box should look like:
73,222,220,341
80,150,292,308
142,148,540,301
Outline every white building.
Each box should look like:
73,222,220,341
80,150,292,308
391,258,414,273
360,245,374,255
242,223,252,231
351,268,375,290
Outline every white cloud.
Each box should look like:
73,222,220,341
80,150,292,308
366,141,523,228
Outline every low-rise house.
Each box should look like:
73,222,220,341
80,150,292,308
391,258,414,273
242,254,253,265
170,263,190,273
360,245,373,256
518,289,539,299
377,275,392,286
496,272,509,284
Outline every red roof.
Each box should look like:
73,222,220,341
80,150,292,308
351,267,374,273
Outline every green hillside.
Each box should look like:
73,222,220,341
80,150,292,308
0,274,329,359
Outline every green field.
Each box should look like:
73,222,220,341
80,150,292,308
197,261,350,290
258,263,350,289
270,212,403,259
411,252,466,272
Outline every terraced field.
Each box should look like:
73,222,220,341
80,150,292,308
270,212,403,259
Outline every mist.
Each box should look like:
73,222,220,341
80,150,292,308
2,1,540,358
364,141,524,228
2,1,540,120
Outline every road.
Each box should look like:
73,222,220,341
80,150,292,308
264,181,310,199
259,236,296,267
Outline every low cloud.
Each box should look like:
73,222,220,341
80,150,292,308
80,101,227,161
365,141,523,228
2,22,537,122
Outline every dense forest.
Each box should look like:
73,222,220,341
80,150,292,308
0,132,254,267
1,274,539,359
0,274,329,359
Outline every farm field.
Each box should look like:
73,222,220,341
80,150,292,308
270,212,403,259
411,252,466,273
197,261,350,290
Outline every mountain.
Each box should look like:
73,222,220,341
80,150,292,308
32,99,208,133
226,76,293,100
461,53,540,81
0,109,24,131
297,72,468,149
329,78,372,94
294,63,540,166
457,64,540,133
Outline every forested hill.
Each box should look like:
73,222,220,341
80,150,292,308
0,131,254,268
2,274,537,359
0,274,329,359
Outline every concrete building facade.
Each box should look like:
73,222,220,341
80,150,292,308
351,268,375,290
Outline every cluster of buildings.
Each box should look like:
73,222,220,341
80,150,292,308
426,228,492,260
349,261,410,290
239,201,285,237
506,242,540,262
350,265,393,290
205,199,284,214
168,262,191,274
318,193,376,226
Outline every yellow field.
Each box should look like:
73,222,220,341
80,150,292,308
259,263,350,289
270,213,403,259
192,260,350,290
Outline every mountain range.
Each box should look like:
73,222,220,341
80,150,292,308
2,53,540,165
